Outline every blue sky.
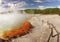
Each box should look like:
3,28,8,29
0,0,60,9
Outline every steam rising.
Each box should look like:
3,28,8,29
0,10,34,38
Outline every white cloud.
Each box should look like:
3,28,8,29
0,0,2,5
16,1,27,8
38,6,46,9
34,0,43,2
0,0,1,4
45,6,56,8
0,1,27,12
34,0,58,2
7,1,27,9
38,6,57,9
58,6,60,8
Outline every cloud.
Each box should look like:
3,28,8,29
34,0,43,2
16,1,27,8
38,5,57,9
58,6,60,8
0,0,2,4
34,0,59,2
38,6,46,9
0,0,28,12
0,1,27,10
5,1,27,10
45,6,56,8
0,0,59,10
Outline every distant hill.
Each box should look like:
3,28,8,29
24,8,60,15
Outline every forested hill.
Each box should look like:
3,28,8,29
24,8,60,15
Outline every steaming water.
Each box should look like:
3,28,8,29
0,10,34,38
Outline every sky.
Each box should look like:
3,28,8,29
0,0,60,10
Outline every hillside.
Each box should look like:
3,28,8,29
24,8,60,15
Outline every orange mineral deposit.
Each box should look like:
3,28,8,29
0,11,34,40
3,22,31,39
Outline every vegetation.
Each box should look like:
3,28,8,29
24,8,60,15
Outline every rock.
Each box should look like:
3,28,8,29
11,15,60,42
11,37,35,42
